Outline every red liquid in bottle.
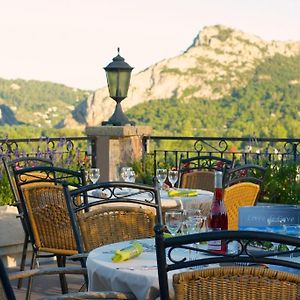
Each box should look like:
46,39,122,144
208,172,228,254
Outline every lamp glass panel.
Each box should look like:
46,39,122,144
106,71,118,98
117,70,131,98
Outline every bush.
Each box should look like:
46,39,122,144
263,162,299,204
0,173,13,206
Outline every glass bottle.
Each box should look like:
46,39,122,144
208,170,228,254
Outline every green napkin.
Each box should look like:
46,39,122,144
168,189,198,197
112,242,144,262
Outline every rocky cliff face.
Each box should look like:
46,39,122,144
66,25,300,127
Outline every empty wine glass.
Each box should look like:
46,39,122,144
128,170,136,183
165,210,183,236
183,209,203,234
120,167,132,182
89,168,100,184
283,224,300,259
157,168,167,189
168,170,178,188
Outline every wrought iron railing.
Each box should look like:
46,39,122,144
0,136,94,169
142,136,300,174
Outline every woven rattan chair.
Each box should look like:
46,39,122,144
173,266,300,300
178,155,234,191
63,181,162,268
1,156,54,289
154,228,300,300
13,165,87,299
180,170,215,192
224,182,260,230
0,257,136,300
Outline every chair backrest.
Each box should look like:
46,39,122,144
223,182,260,230
180,170,215,192
63,181,162,256
178,155,234,189
154,228,300,300
223,163,267,188
13,165,87,255
20,183,77,255
1,156,54,207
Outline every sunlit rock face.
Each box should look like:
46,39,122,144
67,25,300,128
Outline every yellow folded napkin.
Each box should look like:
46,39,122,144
168,190,198,197
112,242,144,262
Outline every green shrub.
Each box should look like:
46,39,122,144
0,174,13,206
263,162,299,204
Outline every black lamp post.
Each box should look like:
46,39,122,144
102,48,135,126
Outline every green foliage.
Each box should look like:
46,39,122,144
127,54,300,138
263,162,300,204
130,157,154,185
0,173,13,206
0,78,90,127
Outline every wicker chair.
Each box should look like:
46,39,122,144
1,156,54,288
224,182,260,230
154,228,300,300
63,181,162,268
178,155,234,191
0,257,136,300
13,165,87,299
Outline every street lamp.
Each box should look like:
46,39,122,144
102,48,135,126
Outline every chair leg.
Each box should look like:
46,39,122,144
25,250,37,300
56,255,68,294
17,232,29,289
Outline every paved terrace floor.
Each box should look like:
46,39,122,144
8,261,84,299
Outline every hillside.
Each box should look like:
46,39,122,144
0,78,91,128
126,54,300,138
74,24,300,129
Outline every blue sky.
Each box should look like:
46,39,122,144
0,0,299,90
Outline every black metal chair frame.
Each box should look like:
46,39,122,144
154,226,300,300
177,155,234,187
223,163,267,187
1,156,54,290
63,180,163,285
13,165,87,300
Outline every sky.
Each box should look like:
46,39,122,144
0,0,300,91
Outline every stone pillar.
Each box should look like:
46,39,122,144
85,125,152,181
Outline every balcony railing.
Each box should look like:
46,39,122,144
142,136,300,174
0,136,94,169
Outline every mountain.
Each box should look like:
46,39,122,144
0,78,91,128
67,25,300,128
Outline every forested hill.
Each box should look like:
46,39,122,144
0,78,90,128
127,54,300,138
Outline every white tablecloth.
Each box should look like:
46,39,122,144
87,239,164,300
87,238,300,300
161,189,213,216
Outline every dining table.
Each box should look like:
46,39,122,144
86,237,300,300
86,238,183,300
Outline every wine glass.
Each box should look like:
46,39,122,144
283,224,300,259
183,209,203,234
120,167,132,182
89,168,100,184
165,210,183,236
267,217,286,254
156,168,167,189
128,170,136,183
168,170,178,188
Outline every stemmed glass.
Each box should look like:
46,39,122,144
128,170,136,183
168,170,178,188
267,217,286,254
283,224,300,259
120,167,132,182
165,210,183,236
89,168,100,184
183,209,203,234
157,168,167,189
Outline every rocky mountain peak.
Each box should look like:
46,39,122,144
63,25,300,128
